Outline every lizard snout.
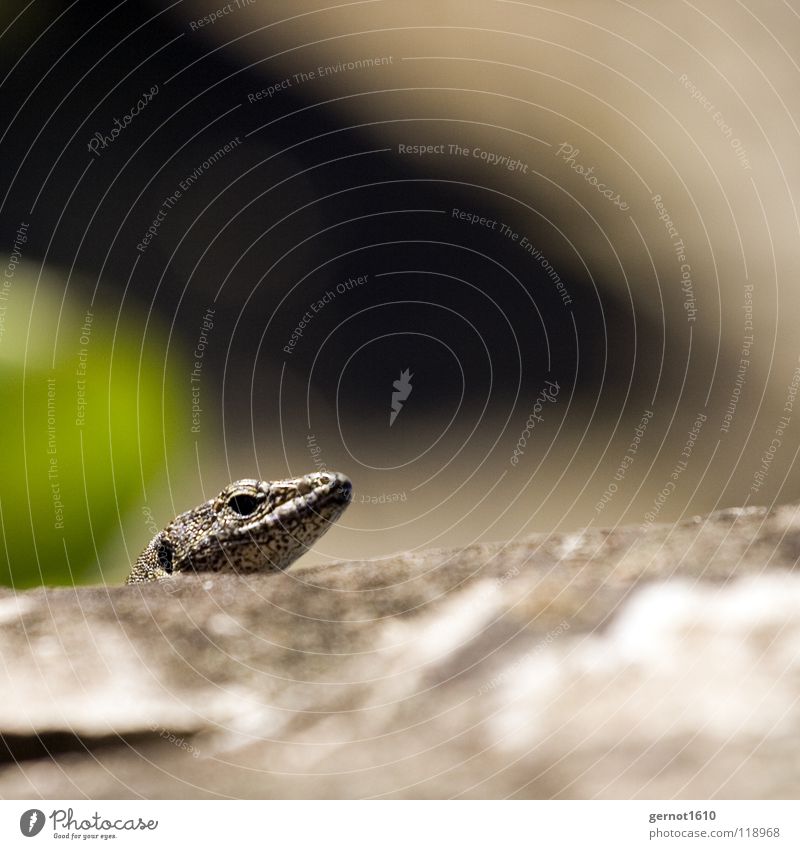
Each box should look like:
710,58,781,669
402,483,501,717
312,472,352,503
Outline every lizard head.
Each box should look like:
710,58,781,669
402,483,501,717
127,472,352,583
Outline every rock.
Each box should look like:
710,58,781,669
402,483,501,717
1,502,799,798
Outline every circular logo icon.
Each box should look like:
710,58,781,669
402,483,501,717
19,809,46,837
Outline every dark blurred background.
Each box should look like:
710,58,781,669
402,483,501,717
1,0,798,585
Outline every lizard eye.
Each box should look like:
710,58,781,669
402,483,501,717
227,493,262,516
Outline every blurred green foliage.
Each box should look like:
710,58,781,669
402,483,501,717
0,263,185,587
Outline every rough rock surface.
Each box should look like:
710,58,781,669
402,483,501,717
1,503,799,799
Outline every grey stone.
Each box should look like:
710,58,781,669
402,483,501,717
1,502,799,798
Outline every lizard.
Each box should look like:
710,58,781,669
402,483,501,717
126,472,352,584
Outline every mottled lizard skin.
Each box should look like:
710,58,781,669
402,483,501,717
126,472,352,584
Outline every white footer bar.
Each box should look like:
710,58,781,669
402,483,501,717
1,800,796,848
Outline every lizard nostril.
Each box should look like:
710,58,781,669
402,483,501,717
337,478,352,502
